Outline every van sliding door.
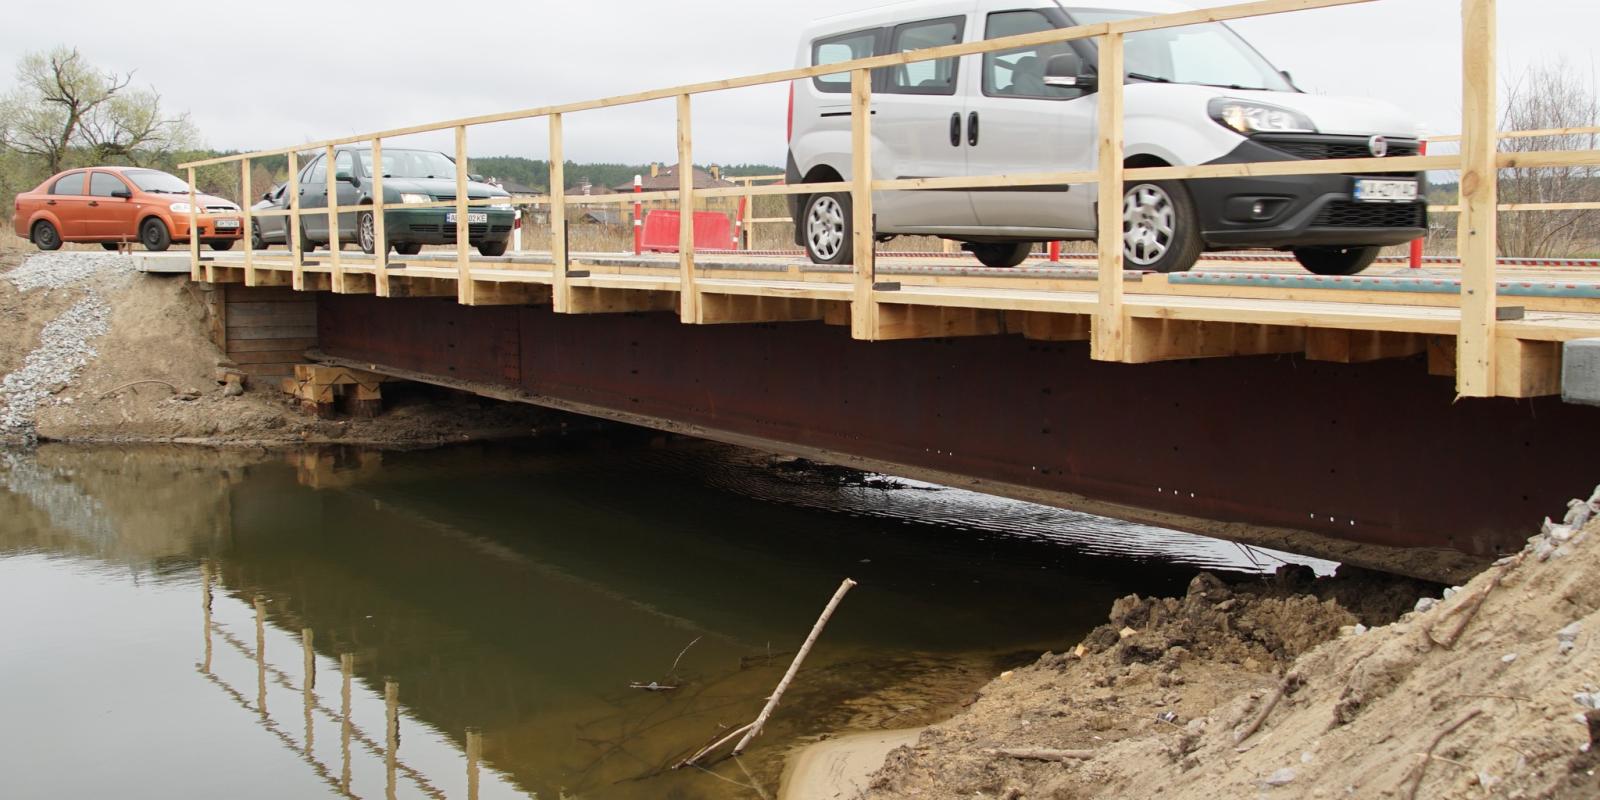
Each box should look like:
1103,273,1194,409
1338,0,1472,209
871,10,980,233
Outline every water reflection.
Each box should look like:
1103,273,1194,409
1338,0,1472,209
0,439,1322,799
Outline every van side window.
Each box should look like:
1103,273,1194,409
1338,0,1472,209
50,172,86,195
884,17,964,95
812,30,877,94
983,10,1083,100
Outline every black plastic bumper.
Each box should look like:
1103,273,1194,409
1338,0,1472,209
1186,136,1427,250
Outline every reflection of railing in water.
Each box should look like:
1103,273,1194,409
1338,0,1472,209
200,563,490,800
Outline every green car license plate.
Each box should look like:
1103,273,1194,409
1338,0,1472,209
445,212,489,224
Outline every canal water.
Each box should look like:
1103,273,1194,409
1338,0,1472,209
0,437,1325,799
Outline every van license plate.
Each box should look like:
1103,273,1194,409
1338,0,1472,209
445,212,488,224
214,218,240,229
1353,179,1418,203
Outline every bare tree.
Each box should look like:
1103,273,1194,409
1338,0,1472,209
1497,61,1600,258
0,47,194,174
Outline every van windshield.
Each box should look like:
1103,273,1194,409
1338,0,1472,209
1067,10,1292,92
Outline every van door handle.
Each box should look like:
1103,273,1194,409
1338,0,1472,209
950,113,962,147
968,111,980,146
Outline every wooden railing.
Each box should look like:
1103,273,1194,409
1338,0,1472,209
180,0,1600,397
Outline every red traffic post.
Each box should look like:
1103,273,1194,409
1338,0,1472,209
633,174,644,256
1409,139,1428,269
1049,240,1061,262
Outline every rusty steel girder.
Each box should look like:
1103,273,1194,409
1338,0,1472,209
317,294,1598,579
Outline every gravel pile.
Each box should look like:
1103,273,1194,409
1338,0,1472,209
0,295,111,441
1,252,128,443
5,251,132,291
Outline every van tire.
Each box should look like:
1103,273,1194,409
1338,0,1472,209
971,242,1031,269
140,218,171,252
32,221,62,251
1293,245,1380,276
802,191,852,265
1121,181,1201,273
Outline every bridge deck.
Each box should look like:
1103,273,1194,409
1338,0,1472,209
199,248,1600,398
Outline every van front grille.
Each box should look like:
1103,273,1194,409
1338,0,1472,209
1256,135,1420,161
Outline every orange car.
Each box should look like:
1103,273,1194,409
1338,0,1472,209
11,166,244,252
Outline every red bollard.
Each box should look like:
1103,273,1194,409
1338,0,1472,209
1409,139,1427,269
1048,240,1061,262
633,175,644,256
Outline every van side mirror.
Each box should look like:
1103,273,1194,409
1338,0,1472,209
1280,69,1300,91
1044,53,1097,92
469,173,484,183
262,191,274,201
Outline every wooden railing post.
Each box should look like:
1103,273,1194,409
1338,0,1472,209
678,94,699,323
254,595,268,716
1091,32,1126,362
373,138,389,296
302,627,315,756
241,160,256,286
850,68,876,340
288,150,304,290
1457,0,1497,397
455,125,474,305
550,113,569,313
187,167,201,281
339,653,353,794
385,679,400,799
741,177,754,250
325,145,344,293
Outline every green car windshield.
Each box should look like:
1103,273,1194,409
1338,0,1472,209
360,150,458,180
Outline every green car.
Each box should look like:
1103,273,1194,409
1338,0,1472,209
292,146,514,256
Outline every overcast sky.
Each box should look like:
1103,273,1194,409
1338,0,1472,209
2,0,1595,166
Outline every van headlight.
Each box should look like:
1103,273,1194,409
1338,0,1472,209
399,193,432,204
1209,98,1316,135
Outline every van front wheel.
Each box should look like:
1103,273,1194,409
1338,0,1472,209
802,192,852,265
1122,181,1202,273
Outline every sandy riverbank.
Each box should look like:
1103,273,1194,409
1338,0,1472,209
782,494,1600,800
0,248,578,447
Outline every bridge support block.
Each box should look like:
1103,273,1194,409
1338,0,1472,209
567,287,677,315
696,293,832,325
1305,330,1427,363
333,273,376,296
1122,318,1303,363
205,265,246,285
1007,311,1092,342
1428,335,1563,397
383,276,457,298
877,304,1006,340
465,282,551,307
281,364,389,418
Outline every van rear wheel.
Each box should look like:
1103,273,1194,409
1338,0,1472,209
1293,245,1380,276
802,192,852,265
970,242,1031,269
1122,181,1202,273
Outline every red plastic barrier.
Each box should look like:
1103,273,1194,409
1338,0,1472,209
641,210,736,252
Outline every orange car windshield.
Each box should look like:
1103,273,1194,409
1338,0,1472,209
124,169,193,194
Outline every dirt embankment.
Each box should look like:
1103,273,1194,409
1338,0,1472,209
848,493,1600,800
0,249,575,446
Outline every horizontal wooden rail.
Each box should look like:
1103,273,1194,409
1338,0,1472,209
1430,201,1600,213
1430,125,1600,144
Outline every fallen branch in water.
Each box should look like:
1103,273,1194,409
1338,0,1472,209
676,577,857,768
628,682,677,692
986,747,1095,763
668,636,703,677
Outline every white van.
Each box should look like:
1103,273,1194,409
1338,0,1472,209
785,0,1426,275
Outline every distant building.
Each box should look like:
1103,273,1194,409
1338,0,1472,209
615,163,736,193
567,177,618,197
